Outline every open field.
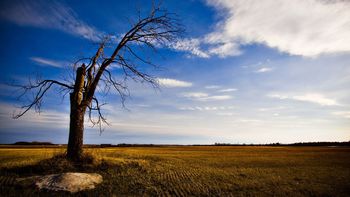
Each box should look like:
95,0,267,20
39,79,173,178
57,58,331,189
0,146,350,196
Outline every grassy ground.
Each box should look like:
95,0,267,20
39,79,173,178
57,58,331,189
0,146,349,196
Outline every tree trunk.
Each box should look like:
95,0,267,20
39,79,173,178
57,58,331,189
67,100,85,160
67,65,86,160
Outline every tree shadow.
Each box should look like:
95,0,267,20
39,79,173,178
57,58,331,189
0,153,112,177
0,153,155,196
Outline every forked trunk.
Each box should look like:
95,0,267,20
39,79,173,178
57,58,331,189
67,65,86,160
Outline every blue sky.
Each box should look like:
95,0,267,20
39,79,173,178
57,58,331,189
0,0,349,144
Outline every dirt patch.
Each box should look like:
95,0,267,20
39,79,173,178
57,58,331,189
17,172,103,193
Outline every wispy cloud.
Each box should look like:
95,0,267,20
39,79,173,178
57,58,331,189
207,42,242,58
182,92,208,98
331,111,350,119
268,93,340,106
182,92,232,101
204,0,350,57
258,106,287,112
173,0,350,58
292,94,340,106
0,1,103,41
171,37,241,58
204,95,232,101
216,112,234,116
179,105,235,111
205,85,221,89
218,88,237,92
0,102,69,130
268,94,289,100
203,95,232,101
30,57,65,68
156,78,192,88
255,67,273,73
171,39,210,58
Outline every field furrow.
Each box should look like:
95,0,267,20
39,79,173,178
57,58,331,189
0,146,349,196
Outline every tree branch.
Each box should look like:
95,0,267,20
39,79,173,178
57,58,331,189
13,79,73,119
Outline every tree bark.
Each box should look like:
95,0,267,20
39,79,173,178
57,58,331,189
67,65,86,160
67,101,85,160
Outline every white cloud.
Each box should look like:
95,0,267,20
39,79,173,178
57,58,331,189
258,106,287,112
172,0,350,58
218,88,237,92
183,92,208,98
268,93,340,106
205,85,221,89
268,94,289,100
204,0,350,57
30,57,65,68
171,38,242,58
332,111,350,119
208,42,242,57
0,1,103,41
236,119,264,124
0,102,69,130
204,95,232,101
255,67,273,73
293,94,340,106
216,112,234,116
156,78,192,88
136,104,150,108
179,107,196,111
179,105,235,111
182,92,232,101
171,39,210,58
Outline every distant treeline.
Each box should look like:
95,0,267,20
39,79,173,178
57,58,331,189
213,141,350,146
9,141,350,147
13,141,54,145
102,141,350,147
288,141,350,146
100,143,161,148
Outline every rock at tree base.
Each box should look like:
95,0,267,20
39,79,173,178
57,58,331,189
17,173,103,193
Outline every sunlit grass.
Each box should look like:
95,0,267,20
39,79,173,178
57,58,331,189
1,146,349,196
0,148,64,168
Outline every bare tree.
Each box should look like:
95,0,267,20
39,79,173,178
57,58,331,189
14,5,183,161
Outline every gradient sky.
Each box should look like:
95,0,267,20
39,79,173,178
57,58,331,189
0,0,349,144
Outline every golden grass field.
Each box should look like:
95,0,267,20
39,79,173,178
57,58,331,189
0,146,350,196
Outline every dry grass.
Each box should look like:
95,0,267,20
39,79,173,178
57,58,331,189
0,146,349,196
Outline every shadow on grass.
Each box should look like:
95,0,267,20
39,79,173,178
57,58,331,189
0,153,113,177
0,153,155,196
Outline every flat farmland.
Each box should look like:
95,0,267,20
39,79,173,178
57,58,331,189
0,146,349,196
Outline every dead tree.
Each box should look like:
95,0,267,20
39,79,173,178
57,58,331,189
14,5,183,161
